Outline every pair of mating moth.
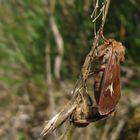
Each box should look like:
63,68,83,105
71,39,125,127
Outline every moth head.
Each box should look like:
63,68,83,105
115,42,125,62
109,39,125,62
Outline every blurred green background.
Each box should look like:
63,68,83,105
0,0,140,140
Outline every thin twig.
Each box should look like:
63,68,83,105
41,103,77,136
41,0,112,137
81,0,111,82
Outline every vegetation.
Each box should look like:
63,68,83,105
0,0,140,140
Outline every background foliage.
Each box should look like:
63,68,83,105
0,0,140,140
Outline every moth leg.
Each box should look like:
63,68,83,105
84,86,93,106
78,87,88,111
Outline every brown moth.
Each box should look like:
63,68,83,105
94,39,125,115
71,39,125,127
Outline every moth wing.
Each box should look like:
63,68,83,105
98,52,121,115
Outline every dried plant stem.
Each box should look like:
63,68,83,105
41,103,77,136
50,15,64,80
82,0,111,81
45,42,56,113
41,0,111,137
44,0,64,81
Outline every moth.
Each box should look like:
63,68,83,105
94,39,125,115
71,39,125,126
